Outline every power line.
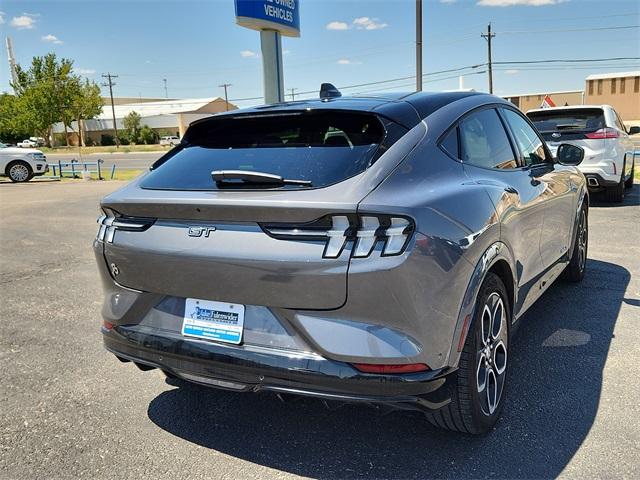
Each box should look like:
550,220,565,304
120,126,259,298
494,56,640,65
498,24,639,35
101,73,119,147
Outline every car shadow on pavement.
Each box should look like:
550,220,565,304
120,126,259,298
147,259,629,479
589,184,639,207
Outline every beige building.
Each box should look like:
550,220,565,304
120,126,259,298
584,72,640,122
504,71,640,125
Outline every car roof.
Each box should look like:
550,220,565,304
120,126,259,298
191,91,486,130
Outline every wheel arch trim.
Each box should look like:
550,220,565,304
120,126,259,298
445,241,516,368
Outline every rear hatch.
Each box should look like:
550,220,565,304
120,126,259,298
527,107,605,158
98,109,410,309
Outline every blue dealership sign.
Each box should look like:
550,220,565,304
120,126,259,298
235,0,300,37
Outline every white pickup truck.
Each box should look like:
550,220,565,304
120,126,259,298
0,142,48,182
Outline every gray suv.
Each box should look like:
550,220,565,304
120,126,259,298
95,89,588,434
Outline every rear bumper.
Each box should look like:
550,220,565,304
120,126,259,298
581,172,620,190
103,326,453,411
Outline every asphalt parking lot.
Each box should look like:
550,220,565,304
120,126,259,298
0,180,638,479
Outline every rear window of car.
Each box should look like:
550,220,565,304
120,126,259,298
527,108,605,133
141,111,392,190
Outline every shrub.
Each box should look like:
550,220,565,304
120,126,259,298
100,134,115,146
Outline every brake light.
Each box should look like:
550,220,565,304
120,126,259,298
352,363,429,374
96,209,155,243
261,214,415,259
585,128,620,139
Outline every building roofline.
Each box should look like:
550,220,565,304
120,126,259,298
503,89,584,98
585,71,640,81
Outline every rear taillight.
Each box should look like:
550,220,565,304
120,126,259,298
352,363,429,374
96,209,155,243
585,128,620,139
261,214,415,259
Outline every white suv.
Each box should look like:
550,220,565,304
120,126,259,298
527,105,635,202
160,136,180,146
0,142,48,182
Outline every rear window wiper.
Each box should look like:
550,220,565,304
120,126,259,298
212,170,312,186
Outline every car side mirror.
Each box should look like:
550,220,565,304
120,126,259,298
556,143,584,166
628,126,640,135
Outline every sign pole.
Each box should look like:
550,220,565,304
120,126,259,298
260,30,285,104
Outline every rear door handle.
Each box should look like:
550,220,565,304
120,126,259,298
504,186,518,194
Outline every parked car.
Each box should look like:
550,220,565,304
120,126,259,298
29,136,46,147
0,142,48,182
17,139,39,148
527,105,635,202
160,135,181,146
95,89,588,434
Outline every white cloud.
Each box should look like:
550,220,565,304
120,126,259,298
76,68,96,75
283,49,291,56
353,17,387,30
0,12,5,24
337,58,362,65
42,34,63,44
440,0,457,3
10,14,37,29
326,21,348,30
478,0,568,6
504,69,520,74
240,50,258,58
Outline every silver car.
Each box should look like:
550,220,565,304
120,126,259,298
95,89,588,434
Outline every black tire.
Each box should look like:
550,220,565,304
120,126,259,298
625,164,634,189
605,170,625,203
562,205,588,283
426,272,510,434
6,160,33,183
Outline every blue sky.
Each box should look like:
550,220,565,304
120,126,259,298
1,0,638,106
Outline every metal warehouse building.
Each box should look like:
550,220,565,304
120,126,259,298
53,97,237,145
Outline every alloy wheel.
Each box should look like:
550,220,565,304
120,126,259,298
9,164,30,182
577,210,587,273
476,292,508,416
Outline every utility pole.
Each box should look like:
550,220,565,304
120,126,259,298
481,23,495,94
163,78,168,98
219,83,231,111
416,0,423,92
101,73,120,147
289,88,296,101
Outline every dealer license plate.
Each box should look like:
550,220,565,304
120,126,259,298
182,298,245,344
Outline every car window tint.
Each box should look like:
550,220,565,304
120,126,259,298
440,127,459,158
459,109,517,169
502,108,548,166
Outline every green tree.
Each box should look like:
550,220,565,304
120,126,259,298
123,111,141,144
13,53,75,146
138,125,158,145
68,79,103,146
0,93,32,143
